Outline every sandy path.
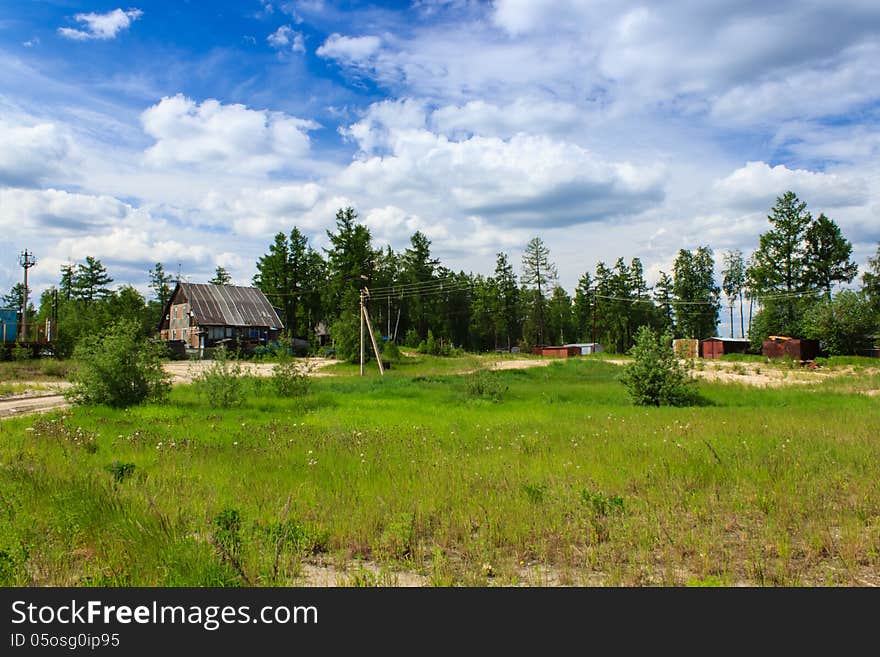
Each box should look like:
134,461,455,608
0,359,342,420
162,357,342,384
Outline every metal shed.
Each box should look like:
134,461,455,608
533,345,581,358
563,343,604,355
762,336,820,361
672,338,699,359
701,337,751,359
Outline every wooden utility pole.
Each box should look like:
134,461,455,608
362,294,384,376
591,289,597,346
359,289,365,376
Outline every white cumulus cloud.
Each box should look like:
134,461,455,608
58,8,143,41
267,25,305,53
317,33,382,65
713,161,869,211
140,95,319,175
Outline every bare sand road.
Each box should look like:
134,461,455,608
0,359,341,420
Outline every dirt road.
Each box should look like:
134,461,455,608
0,359,341,420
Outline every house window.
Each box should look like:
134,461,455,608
249,328,259,339
172,329,176,340
182,329,187,339
226,327,233,338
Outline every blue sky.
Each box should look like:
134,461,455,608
2,1,879,334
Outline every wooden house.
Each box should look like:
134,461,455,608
158,282,283,353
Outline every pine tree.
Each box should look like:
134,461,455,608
209,266,232,285
521,237,557,345
863,243,880,314
148,263,174,307
804,213,858,299
673,247,719,339
747,191,815,336
573,272,594,342
493,252,520,349
721,250,745,338
653,271,675,334
402,231,439,340
73,256,113,304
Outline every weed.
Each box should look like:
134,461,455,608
105,461,136,483
465,369,505,402
195,348,245,408
581,490,625,517
522,482,547,505
272,359,313,398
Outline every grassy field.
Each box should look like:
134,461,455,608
1,354,878,586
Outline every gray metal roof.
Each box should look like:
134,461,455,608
177,283,283,329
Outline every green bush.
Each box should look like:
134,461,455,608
381,340,402,362
403,328,420,348
272,358,312,397
465,369,505,402
66,319,170,408
11,342,31,362
195,347,245,408
619,326,698,407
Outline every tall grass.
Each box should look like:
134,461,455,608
1,357,878,586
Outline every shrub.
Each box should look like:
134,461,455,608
105,461,136,483
403,328,420,348
272,358,312,398
381,340,402,363
66,319,170,408
11,342,30,362
465,369,505,402
619,326,697,406
195,347,245,408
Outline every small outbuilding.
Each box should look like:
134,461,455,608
563,342,604,355
672,338,699,359
762,336,820,361
701,337,751,359
532,345,582,358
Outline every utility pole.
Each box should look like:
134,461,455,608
359,288,365,376
19,249,36,341
591,289,597,346
362,291,384,376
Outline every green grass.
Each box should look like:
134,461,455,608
1,356,878,587
0,358,73,382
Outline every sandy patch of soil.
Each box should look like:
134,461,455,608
489,358,555,371
162,357,342,384
297,560,428,587
0,359,342,419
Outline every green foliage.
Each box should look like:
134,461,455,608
803,290,876,356
329,312,362,363
208,266,232,285
11,342,31,362
212,507,243,560
581,490,625,516
194,347,245,408
673,246,720,340
66,319,170,408
272,357,312,398
521,482,547,504
105,461,136,483
403,328,420,348
619,326,698,406
253,227,325,339
465,368,505,402
381,340,402,362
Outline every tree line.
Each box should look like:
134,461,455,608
7,190,879,359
